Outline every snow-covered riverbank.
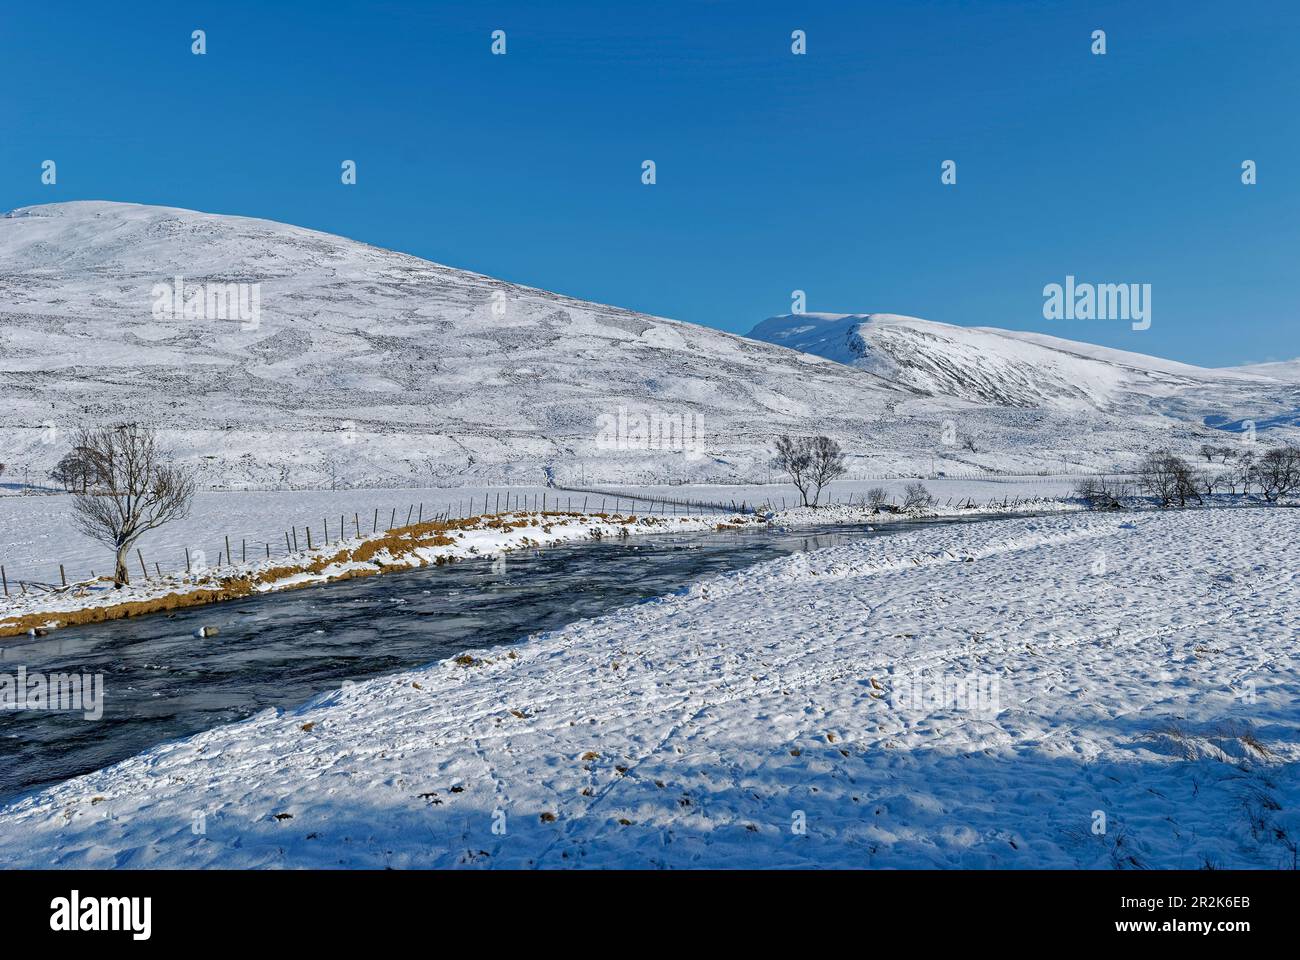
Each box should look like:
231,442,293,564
0,510,760,638
1,508,1295,868
0,480,1075,584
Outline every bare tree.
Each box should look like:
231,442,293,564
773,435,847,507
1199,444,1217,463
1137,451,1197,508
1175,464,1203,507
50,448,101,493
1236,450,1256,496
1075,476,1130,511
773,435,813,506
806,436,847,506
1255,446,1300,502
902,481,934,511
865,486,890,511
70,424,197,586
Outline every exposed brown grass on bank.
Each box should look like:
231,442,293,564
0,510,742,639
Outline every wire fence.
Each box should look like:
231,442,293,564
0,491,638,598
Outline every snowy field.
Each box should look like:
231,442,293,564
1,508,1295,868
0,478,1077,584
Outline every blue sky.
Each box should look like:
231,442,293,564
2,0,1296,366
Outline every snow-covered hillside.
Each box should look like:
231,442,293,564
1,202,1292,491
1228,358,1300,382
749,313,1300,430
0,202,921,488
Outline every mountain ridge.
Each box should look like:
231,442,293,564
2,202,1294,489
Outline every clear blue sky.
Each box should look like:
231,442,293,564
2,0,1297,366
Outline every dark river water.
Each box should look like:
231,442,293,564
0,517,975,803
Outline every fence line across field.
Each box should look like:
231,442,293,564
1,488,755,592
4,469,1106,592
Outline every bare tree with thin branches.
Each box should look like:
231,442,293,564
806,436,847,506
1236,450,1256,496
773,435,846,507
902,481,934,511
1137,451,1197,508
773,435,813,506
1074,476,1131,511
865,486,890,511
1256,446,1300,502
69,424,197,586
50,447,101,493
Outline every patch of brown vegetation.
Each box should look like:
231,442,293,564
0,509,755,639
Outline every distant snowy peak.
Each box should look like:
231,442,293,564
748,312,1265,413
1226,358,1300,382
746,313,879,367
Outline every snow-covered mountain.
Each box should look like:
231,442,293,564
1227,358,1300,382
749,312,1300,435
1,202,1291,490
1,202,917,488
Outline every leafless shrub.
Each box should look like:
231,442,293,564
1255,446,1300,502
1137,451,1199,508
1075,476,1130,511
902,481,934,511
50,448,102,493
69,424,197,586
1234,450,1256,495
865,486,889,510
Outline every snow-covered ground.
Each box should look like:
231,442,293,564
2,508,1294,868
0,485,565,584
0,478,1076,583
